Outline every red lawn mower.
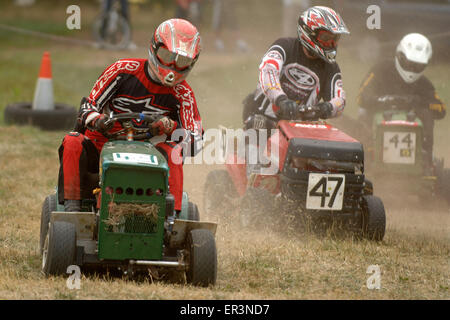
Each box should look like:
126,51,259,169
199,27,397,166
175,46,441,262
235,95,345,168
204,106,386,241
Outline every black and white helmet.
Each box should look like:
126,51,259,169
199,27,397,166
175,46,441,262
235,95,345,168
297,6,349,63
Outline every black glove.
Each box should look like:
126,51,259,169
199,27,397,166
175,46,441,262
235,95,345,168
315,102,333,119
72,97,88,133
275,95,299,120
244,114,276,130
92,114,114,134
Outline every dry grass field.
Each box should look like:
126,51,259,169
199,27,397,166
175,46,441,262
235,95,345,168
0,0,449,300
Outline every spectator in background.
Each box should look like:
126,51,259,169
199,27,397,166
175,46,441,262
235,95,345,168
103,0,130,23
99,0,137,50
212,0,250,53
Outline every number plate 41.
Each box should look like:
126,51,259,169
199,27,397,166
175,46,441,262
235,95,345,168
306,173,345,211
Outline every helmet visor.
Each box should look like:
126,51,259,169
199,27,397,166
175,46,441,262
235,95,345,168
397,52,427,73
316,30,340,49
156,46,196,70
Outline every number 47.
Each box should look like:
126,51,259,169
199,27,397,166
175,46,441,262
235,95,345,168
309,176,344,208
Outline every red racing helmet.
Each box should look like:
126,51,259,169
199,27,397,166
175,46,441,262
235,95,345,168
298,6,349,63
148,19,201,87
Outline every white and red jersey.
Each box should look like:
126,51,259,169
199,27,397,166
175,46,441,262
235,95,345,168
78,58,203,154
253,37,346,120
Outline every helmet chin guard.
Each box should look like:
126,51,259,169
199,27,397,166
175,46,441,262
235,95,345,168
164,72,175,86
395,56,421,84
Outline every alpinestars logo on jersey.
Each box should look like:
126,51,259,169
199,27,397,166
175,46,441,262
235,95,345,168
112,95,167,116
284,63,319,92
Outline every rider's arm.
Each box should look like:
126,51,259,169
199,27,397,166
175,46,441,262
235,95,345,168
173,83,204,157
356,62,391,110
320,64,346,118
258,43,287,110
357,71,378,107
421,78,446,120
428,91,446,120
77,60,134,130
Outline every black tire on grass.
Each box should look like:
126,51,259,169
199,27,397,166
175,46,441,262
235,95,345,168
186,229,217,287
4,102,77,131
40,194,57,255
42,221,77,276
437,168,450,206
361,195,386,241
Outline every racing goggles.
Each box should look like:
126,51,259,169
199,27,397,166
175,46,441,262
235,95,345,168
397,52,427,73
316,30,340,49
156,46,197,71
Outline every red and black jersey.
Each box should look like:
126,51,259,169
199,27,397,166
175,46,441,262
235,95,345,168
77,58,203,154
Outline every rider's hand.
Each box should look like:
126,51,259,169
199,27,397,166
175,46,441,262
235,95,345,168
152,116,177,135
92,114,114,134
315,102,333,119
275,95,299,120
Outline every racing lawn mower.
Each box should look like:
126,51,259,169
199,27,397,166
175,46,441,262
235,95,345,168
204,105,386,241
367,95,450,205
40,113,217,287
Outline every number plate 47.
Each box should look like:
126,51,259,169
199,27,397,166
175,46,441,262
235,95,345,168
306,173,345,210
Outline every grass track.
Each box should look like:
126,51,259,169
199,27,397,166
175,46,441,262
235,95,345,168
0,1,449,300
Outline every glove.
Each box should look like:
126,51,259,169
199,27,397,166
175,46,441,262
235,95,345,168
151,116,177,135
315,102,333,119
275,95,299,120
244,114,275,130
92,114,114,134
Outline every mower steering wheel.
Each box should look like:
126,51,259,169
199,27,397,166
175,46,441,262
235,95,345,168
297,105,321,121
103,112,160,140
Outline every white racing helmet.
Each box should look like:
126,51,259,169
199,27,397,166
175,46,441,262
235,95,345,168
395,33,432,83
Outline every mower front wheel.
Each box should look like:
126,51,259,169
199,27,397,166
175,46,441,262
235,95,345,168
186,229,217,287
361,195,386,241
42,221,77,276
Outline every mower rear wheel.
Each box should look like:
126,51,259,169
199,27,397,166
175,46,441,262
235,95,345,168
361,195,386,241
40,193,56,255
188,201,200,221
42,221,77,276
186,229,217,287
437,168,450,206
203,169,238,219
239,187,274,229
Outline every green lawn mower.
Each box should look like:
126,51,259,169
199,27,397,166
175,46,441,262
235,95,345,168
370,103,450,205
40,113,217,287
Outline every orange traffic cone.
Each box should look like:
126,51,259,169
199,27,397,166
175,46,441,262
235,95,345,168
32,51,55,111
